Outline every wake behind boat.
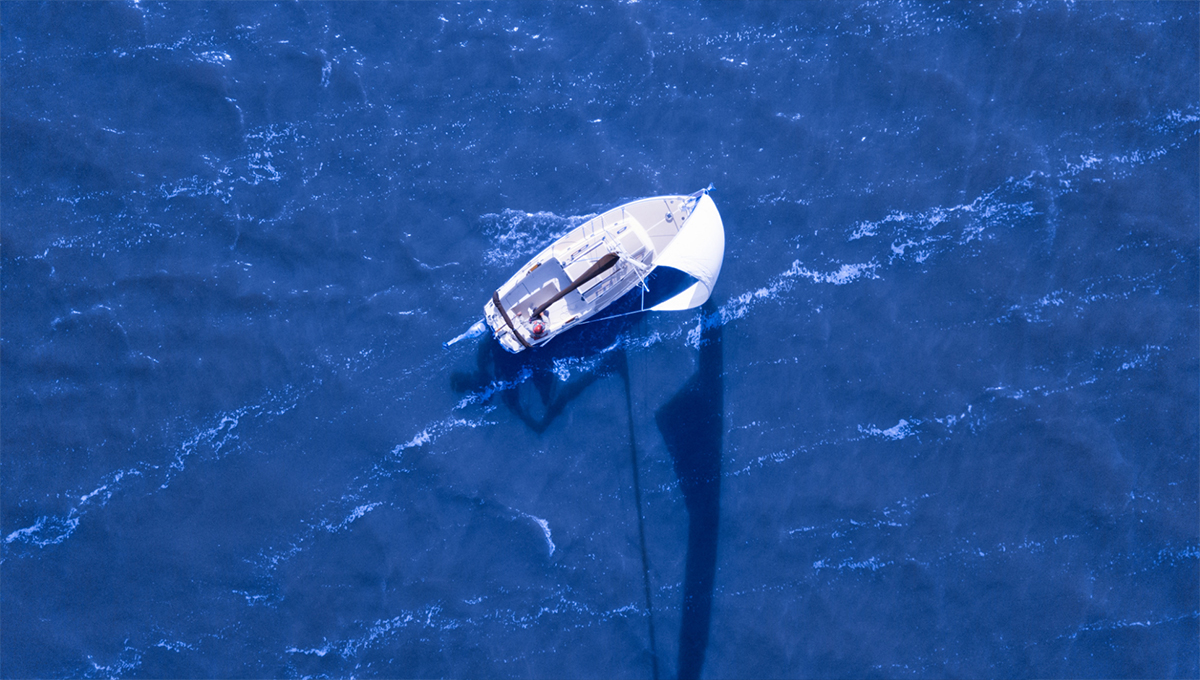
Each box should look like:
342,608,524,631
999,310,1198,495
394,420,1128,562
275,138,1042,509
481,188,725,353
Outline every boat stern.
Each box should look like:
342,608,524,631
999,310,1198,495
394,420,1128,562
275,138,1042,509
484,295,530,354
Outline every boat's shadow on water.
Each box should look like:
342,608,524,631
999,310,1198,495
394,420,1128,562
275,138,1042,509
450,300,722,680
450,310,637,433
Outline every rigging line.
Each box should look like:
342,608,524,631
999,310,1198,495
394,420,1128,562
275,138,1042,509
608,234,653,294
580,277,650,326
575,306,653,326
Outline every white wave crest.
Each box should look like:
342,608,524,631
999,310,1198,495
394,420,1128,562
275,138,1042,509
321,502,384,533
715,259,880,330
479,209,588,268
858,419,918,441
517,512,556,556
3,513,81,548
392,415,492,455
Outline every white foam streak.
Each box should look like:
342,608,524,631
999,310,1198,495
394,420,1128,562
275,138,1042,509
858,419,918,441
550,346,615,381
83,645,144,678
480,209,591,268
714,259,880,332
3,513,80,548
790,260,881,285
986,344,1166,400
846,183,1036,264
1056,611,1200,642
444,319,487,348
164,387,301,488
517,512,556,556
285,604,452,660
283,591,650,661
321,502,384,533
728,408,976,479
813,556,894,572
998,274,1167,324
392,415,493,455
5,464,149,549
4,389,301,557
154,639,196,652
453,368,532,409
232,589,274,606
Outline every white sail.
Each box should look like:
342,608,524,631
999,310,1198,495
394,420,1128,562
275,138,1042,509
648,193,725,311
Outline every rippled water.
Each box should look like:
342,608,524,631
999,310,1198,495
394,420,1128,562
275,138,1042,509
3,2,1197,678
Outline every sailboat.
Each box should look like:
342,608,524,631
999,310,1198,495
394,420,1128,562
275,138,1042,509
481,187,725,353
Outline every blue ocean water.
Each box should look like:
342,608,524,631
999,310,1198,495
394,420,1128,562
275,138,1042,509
2,2,1197,677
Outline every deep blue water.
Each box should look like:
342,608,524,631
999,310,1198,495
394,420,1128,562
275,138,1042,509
3,2,1198,678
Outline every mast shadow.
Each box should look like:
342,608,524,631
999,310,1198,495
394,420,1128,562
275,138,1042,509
655,300,723,680
449,296,723,680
